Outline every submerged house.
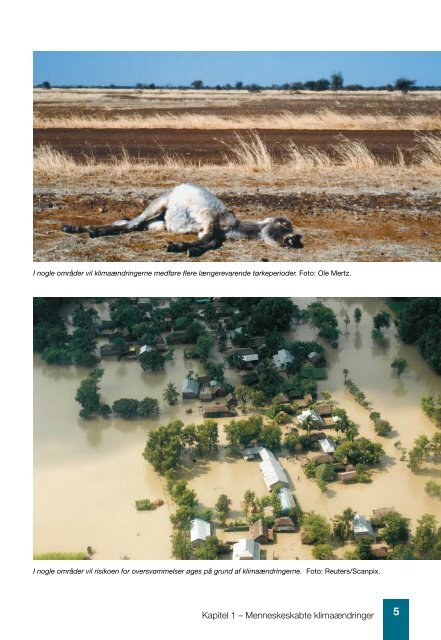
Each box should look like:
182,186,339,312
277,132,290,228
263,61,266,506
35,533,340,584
273,348,294,369
259,448,289,491
122,344,138,360
226,393,238,408
190,518,211,547
241,445,262,461
308,351,321,365
199,386,214,402
99,320,114,336
139,344,153,356
249,519,269,544
312,453,334,465
232,538,261,561
202,404,235,418
181,378,200,399
315,404,333,418
352,515,376,541
155,334,168,352
274,517,296,532
100,343,121,357
278,487,295,512
297,409,325,429
338,470,357,483
318,437,337,454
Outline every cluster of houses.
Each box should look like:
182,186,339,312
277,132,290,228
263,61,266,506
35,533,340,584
190,507,388,561
293,403,361,484
181,375,238,418
188,444,297,560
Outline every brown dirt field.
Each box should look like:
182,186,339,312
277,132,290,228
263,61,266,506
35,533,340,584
33,128,430,164
33,190,441,262
33,90,441,263
34,90,441,119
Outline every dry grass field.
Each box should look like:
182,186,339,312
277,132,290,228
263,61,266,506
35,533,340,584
33,88,441,262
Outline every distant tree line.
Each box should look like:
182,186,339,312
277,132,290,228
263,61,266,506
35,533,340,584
389,298,441,374
35,76,439,93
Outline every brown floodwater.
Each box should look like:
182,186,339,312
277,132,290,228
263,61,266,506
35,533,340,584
34,299,441,559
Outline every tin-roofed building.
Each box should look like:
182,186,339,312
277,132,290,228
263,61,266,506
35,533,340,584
352,515,375,541
139,344,153,356
318,437,337,454
181,378,200,399
242,353,259,363
273,348,294,369
308,351,321,365
190,518,211,546
297,409,325,429
232,538,261,561
279,487,295,512
241,445,262,461
259,448,289,490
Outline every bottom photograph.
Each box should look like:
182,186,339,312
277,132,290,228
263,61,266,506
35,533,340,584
33,297,441,561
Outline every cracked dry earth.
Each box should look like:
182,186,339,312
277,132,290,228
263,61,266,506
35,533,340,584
33,189,441,262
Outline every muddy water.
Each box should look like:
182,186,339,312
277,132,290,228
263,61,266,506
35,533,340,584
34,299,441,559
34,300,240,560
284,298,441,531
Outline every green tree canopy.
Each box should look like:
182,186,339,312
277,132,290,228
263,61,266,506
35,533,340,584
302,512,331,545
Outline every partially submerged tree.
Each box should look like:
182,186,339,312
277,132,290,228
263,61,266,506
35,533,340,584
215,494,232,526
391,357,408,376
140,349,166,372
163,382,179,406
75,368,108,418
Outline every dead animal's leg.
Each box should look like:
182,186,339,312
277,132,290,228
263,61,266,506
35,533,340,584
167,228,225,257
61,190,171,238
87,221,132,238
61,219,131,237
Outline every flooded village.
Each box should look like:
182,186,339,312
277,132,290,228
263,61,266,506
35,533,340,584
34,297,441,560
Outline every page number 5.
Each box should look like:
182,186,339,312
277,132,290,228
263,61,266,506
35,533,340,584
393,607,400,616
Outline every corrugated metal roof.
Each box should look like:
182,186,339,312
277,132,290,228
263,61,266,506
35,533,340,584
190,518,211,543
242,354,259,362
353,514,374,536
232,538,260,560
259,449,289,490
182,378,200,395
297,409,325,427
139,344,153,355
318,437,336,454
279,487,295,511
273,349,294,368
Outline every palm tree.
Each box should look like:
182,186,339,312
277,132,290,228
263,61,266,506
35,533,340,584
163,382,179,406
302,415,315,437
333,507,356,541
346,422,359,442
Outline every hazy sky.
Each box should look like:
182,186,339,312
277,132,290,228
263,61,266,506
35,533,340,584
33,51,441,87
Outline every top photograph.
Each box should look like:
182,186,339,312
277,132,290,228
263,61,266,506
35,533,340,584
33,51,441,262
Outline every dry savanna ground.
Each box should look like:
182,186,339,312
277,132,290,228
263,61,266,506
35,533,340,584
33,89,441,262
